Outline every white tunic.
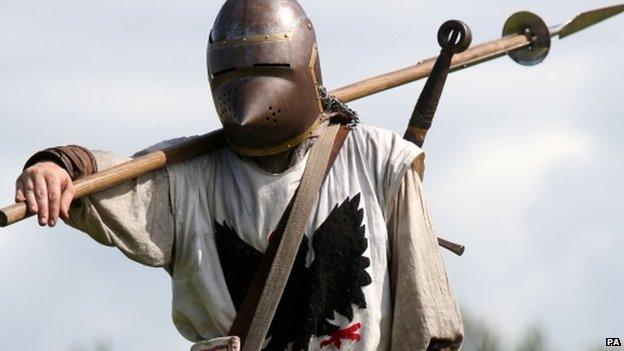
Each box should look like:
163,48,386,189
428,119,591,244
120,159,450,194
66,123,463,351
167,125,417,350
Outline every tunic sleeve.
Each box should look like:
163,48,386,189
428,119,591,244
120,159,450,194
387,161,463,351
65,150,175,268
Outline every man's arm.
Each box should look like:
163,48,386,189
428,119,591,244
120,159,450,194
15,146,175,268
387,161,464,351
16,145,96,227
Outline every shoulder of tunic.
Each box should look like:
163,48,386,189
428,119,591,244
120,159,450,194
344,123,424,214
349,124,423,158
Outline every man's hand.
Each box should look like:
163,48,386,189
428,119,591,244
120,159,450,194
15,162,74,227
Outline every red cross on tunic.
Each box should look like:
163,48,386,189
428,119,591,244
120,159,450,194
320,323,362,349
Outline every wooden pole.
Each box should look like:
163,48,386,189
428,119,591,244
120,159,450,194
0,32,533,228
332,32,532,102
0,131,226,227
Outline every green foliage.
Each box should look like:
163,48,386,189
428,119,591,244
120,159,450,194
462,311,551,351
462,312,503,351
515,325,549,351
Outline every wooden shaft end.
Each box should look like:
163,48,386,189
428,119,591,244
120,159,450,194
438,237,466,256
0,203,29,228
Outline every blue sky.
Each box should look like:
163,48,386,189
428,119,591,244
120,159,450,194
0,0,622,350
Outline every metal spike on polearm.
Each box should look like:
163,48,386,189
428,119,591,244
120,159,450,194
1,4,623,228
554,4,624,39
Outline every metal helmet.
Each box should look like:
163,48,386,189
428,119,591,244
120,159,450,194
207,0,323,157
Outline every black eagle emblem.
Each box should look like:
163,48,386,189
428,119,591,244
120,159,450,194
215,194,372,350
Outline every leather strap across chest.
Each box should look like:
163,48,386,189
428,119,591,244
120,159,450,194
228,124,350,350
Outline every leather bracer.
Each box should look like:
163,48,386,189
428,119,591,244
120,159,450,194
24,145,97,180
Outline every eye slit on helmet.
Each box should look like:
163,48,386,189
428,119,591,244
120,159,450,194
211,67,237,78
252,63,291,68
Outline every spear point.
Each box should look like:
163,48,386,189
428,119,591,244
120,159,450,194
553,4,624,39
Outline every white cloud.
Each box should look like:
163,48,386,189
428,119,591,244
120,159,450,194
439,127,594,231
435,127,597,342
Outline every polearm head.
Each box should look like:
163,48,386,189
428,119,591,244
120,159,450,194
503,4,624,66
552,4,624,39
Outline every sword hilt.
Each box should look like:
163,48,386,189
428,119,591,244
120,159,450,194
404,20,472,147
404,20,471,257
